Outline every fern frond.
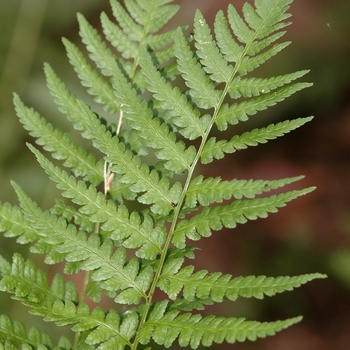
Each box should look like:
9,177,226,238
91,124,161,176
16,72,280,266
173,188,315,248
139,44,210,141
226,1,292,74
110,58,196,173
13,94,103,186
194,10,233,84
1,1,324,348
0,314,55,349
159,260,327,301
1,254,138,348
214,10,243,64
186,175,304,208
139,300,302,348
0,253,78,305
11,182,153,303
0,201,40,246
174,28,221,110
101,6,140,60
51,199,95,233
77,13,120,77
228,70,310,98
215,83,312,131
62,38,120,114
110,0,178,42
123,0,178,33
44,63,180,214
201,117,313,163
28,144,166,259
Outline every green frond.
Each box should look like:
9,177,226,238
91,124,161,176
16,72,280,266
62,38,120,114
0,201,37,244
227,4,254,45
215,83,312,131
173,188,315,248
11,182,153,303
214,10,243,63
77,13,120,77
139,300,302,348
194,10,233,84
139,47,209,141
110,57,196,172
110,0,141,38
0,253,78,305
228,116,313,149
0,314,54,349
174,28,221,110
44,62,110,141
101,0,179,80
124,0,178,33
13,94,103,186
44,63,180,214
186,175,305,207
159,261,327,301
33,301,138,348
28,145,166,259
51,199,95,233
1,1,324,348
221,1,292,75
1,255,138,348
239,41,290,76
201,117,313,163
145,27,179,51
228,70,310,98
102,4,140,60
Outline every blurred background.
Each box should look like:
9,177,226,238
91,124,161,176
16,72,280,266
0,0,350,349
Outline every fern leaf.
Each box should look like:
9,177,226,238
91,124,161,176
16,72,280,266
159,261,327,301
0,254,78,305
139,300,302,348
101,8,139,60
51,199,95,233
0,314,54,349
0,201,38,244
145,27,179,51
77,13,120,77
227,4,254,44
102,0,178,75
110,0,141,39
11,182,153,303
221,1,293,75
174,28,221,110
194,10,233,84
139,47,209,141
186,175,305,208
173,188,315,248
214,10,243,63
215,83,312,131
124,0,178,33
1,257,138,348
239,41,290,76
38,302,138,348
228,70,309,98
201,117,313,163
13,94,103,186
62,38,120,114
110,58,196,172
44,63,179,214
28,144,166,259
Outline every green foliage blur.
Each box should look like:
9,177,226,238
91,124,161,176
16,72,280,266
1,1,350,349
